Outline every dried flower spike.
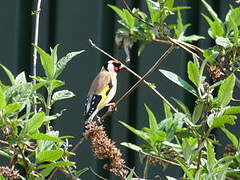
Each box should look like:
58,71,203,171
85,121,128,178
0,166,19,179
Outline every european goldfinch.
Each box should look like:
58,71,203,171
83,60,125,133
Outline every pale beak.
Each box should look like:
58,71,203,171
119,64,126,70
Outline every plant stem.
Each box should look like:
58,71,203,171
45,88,53,132
32,0,42,113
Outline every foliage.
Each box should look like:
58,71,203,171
0,45,86,179
107,0,240,179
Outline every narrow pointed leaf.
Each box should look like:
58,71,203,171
224,106,240,115
36,150,64,163
172,98,191,118
159,69,197,96
0,64,15,85
192,102,204,123
28,133,63,143
35,161,75,170
33,44,55,79
15,72,27,85
55,50,84,78
119,121,149,141
221,128,238,149
121,142,142,152
144,104,158,131
187,61,200,87
206,141,216,171
211,115,236,128
217,74,235,107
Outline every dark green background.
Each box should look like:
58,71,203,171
0,0,239,179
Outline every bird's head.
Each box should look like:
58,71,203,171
104,60,126,73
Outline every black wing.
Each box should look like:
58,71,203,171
83,95,102,121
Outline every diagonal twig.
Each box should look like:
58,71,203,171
89,39,177,113
99,45,175,121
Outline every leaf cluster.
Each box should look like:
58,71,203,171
0,45,86,179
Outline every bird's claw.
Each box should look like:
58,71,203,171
107,103,117,112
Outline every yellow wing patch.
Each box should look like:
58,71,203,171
97,85,111,108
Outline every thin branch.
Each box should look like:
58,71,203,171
139,151,180,167
100,45,175,121
167,37,202,60
89,39,177,113
70,137,85,153
90,167,107,180
32,0,42,113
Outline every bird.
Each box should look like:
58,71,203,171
83,60,125,135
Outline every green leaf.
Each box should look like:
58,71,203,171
159,69,197,96
215,37,232,48
225,7,240,33
206,141,216,171
3,103,21,116
123,9,135,28
51,90,75,104
177,160,194,179
144,104,158,131
224,106,240,115
119,121,149,141
76,168,89,177
146,0,160,23
40,167,55,178
15,72,27,85
211,115,236,128
201,0,222,24
163,101,173,119
121,142,142,152
217,74,235,107
182,137,197,162
0,176,6,180
0,64,15,85
51,80,65,90
108,5,126,23
229,15,239,46
180,35,205,42
51,44,59,67
172,98,191,119
0,89,6,110
33,44,55,79
36,150,64,163
187,61,200,87
35,161,75,170
21,112,45,135
221,128,238,149
191,102,204,123
28,133,63,143
55,50,84,78
202,14,224,38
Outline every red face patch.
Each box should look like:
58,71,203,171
112,61,122,72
